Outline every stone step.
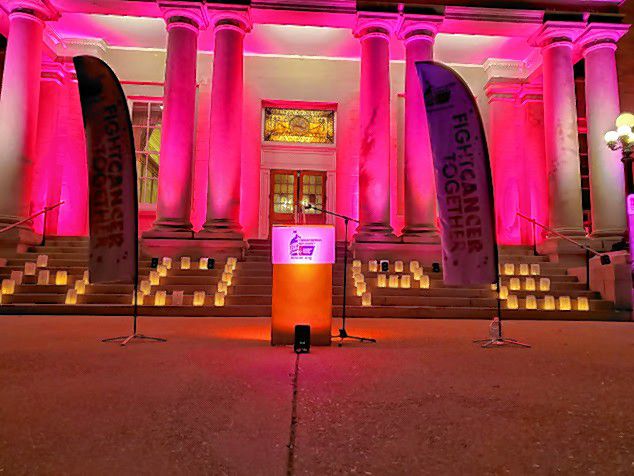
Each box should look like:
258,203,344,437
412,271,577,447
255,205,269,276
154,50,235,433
28,246,89,254
352,265,569,276
160,269,224,277
367,287,600,299
497,255,550,263
236,263,272,271
4,293,130,305
333,306,629,321
498,274,578,283
232,276,272,285
160,276,220,285
232,284,273,294
336,295,613,310
0,304,272,317
498,245,539,256
142,284,227,294
0,302,626,321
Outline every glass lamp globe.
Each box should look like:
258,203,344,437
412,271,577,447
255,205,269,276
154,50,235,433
604,130,619,144
617,125,632,139
616,112,634,129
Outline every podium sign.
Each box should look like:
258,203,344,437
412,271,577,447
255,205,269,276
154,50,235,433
271,225,335,346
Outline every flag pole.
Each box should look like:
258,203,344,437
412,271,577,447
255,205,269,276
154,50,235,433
414,61,529,349
102,124,165,346
72,55,165,347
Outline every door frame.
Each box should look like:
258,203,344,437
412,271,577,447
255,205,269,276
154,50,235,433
259,143,336,239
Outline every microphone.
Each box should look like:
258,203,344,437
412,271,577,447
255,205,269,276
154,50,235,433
304,203,313,210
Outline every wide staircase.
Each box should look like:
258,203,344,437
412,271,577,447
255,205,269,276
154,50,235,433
0,236,629,320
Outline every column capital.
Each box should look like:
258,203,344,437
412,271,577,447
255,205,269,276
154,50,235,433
577,23,630,55
3,0,58,21
353,11,398,40
396,14,443,43
208,5,252,35
159,1,208,31
528,21,586,49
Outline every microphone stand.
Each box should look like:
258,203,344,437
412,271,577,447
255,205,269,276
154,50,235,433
304,204,376,346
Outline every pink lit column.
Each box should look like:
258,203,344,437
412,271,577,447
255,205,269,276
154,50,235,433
201,15,250,239
146,12,203,237
486,80,524,245
532,26,586,239
0,3,56,242
399,21,440,243
355,22,396,242
579,25,629,242
519,86,549,245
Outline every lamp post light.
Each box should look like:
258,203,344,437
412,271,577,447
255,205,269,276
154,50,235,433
604,112,634,285
604,112,634,197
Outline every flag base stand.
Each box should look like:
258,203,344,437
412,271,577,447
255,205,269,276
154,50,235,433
473,336,531,348
473,282,531,349
102,286,166,347
331,327,376,347
102,334,167,347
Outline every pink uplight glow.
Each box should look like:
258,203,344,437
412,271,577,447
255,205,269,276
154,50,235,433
6,5,564,249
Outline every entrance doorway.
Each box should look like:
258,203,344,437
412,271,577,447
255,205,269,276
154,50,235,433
269,169,326,229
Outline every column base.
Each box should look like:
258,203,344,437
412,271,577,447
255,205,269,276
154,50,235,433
537,233,588,267
0,217,39,253
354,223,398,243
199,219,244,240
400,225,440,244
588,228,627,252
142,219,194,239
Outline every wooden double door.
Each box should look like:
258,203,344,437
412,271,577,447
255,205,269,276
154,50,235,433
270,169,327,227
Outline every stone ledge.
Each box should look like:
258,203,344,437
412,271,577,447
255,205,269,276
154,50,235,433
141,237,247,260
351,241,442,264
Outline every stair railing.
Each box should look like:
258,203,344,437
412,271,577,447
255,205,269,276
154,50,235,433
516,211,610,290
0,201,65,246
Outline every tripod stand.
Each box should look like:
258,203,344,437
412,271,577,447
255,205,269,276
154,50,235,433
473,273,530,348
102,249,166,347
304,204,376,346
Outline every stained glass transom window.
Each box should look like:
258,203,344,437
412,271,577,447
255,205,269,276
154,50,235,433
263,107,335,144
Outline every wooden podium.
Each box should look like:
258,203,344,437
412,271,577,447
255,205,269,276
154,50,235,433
271,225,335,346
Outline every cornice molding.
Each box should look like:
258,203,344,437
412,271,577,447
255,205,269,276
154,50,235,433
518,83,543,104
483,58,527,80
576,22,630,51
3,0,59,21
485,79,544,105
40,59,66,84
208,4,252,33
528,21,586,48
353,11,398,38
444,6,543,25
159,1,208,30
252,0,355,14
56,37,109,61
485,78,523,103
396,14,443,42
